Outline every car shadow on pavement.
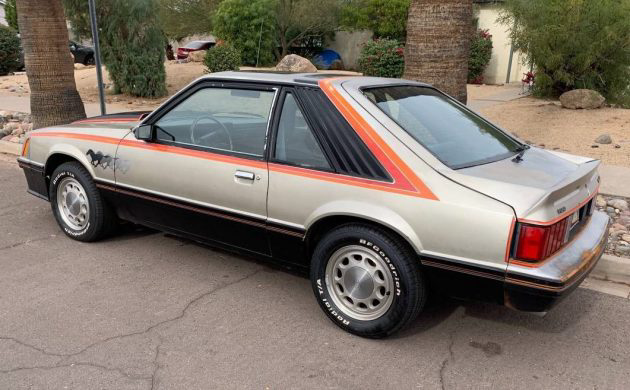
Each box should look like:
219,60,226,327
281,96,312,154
396,287,597,340
102,224,598,340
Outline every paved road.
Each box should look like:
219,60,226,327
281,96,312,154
1,156,629,389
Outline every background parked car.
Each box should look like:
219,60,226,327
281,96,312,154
69,41,95,66
176,40,215,60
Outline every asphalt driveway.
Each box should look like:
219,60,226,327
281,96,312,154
1,156,629,389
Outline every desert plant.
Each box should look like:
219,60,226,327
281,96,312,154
468,29,492,84
0,26,21,76
204,44,241,72
358,38,405,78
15,0,86,128
212,0,276,66
63,0,167,98
500,0,630,106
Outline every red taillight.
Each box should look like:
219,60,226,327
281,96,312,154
514,218,569,262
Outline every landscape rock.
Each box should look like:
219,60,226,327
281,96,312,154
596,196,607,208
594,134,612,144
622,234,630,242
612,223,627,232
559,89,605,109
1,135,12,141
275,54,317,73
188,50,207,62
608,198,629,211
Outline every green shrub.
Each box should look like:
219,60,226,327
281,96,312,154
213,0,276,66
0,26,21,76
468,29,493,84
341,0,410,42
358,39,405,78
5,0,18,32
500,0,630,106
63,0,167,98
204,45,241,72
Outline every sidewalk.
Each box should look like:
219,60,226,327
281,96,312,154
0,93,153,117
466,82,528,111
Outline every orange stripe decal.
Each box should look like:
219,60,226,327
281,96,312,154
318,78,438,200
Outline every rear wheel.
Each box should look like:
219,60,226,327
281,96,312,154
310,224,426,338
49,162,115,242
83,55,95,66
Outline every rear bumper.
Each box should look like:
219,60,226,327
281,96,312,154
504,211,610,311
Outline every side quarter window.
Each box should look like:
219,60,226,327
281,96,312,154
274,93,331,170
154,87,275,157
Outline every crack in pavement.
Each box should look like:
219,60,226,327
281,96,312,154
0,361,152,381
0,268,262,380
150,340,163,390
0,235,56,251
438,310,466,390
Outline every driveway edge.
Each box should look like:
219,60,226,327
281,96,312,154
591,254,630,286
0,140,20,156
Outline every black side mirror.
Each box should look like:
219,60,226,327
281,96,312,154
133,124,153,141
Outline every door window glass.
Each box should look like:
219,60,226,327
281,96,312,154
155,87,275,157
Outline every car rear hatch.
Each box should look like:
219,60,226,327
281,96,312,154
437,148,600,222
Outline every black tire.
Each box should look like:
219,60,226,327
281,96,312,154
83,55,95,66
49,162,116,242
310,224,426,338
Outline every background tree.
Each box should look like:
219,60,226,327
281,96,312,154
500,0,630,106
0,26,21,76
404,0,472,104
273,0,339,59
158,0,219,41
5,0,19,32
341,0,410,41
15,0,86,129
212,0,276,66
64,0,167,98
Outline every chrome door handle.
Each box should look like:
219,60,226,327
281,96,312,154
234,170,255,180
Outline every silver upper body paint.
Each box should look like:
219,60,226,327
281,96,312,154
19,72,605,285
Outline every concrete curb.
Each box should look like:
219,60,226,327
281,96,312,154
0,140,20,156
591,254,630,285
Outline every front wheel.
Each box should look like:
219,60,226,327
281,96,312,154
310,224,426,338
49,162,115,242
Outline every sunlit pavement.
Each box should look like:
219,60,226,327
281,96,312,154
1,156,629,389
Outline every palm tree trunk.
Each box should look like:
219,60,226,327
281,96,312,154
16,0,86,129
404,0,472,104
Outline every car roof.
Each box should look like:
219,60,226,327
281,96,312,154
201,71,432,89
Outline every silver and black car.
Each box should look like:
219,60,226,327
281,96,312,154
18,72,609,338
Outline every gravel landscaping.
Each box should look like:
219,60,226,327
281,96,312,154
597,194,630,258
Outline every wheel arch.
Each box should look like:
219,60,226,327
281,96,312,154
44,150,96,193
304,208,423,259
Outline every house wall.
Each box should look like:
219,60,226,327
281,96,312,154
326,30,373,71
475,4,527,84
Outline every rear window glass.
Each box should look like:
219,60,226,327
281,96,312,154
363,86,521,169
185,41,205,49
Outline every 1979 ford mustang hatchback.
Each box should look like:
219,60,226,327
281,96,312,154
18,72,609,338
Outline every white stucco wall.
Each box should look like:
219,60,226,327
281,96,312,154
326,30,373,71
476,4,527,84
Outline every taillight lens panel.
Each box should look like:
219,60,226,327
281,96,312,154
514,217,569,263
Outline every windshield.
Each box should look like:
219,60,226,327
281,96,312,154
363,86,522,169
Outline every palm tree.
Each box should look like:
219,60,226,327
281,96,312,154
16,0,86,129
403,0,472,104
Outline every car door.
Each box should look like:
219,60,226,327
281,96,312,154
114,82,277,255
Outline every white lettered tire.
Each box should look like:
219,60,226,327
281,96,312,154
310,224,426,338
49,162,115,242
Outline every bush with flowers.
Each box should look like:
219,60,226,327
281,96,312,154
358,39,405,78
467,29,493,84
